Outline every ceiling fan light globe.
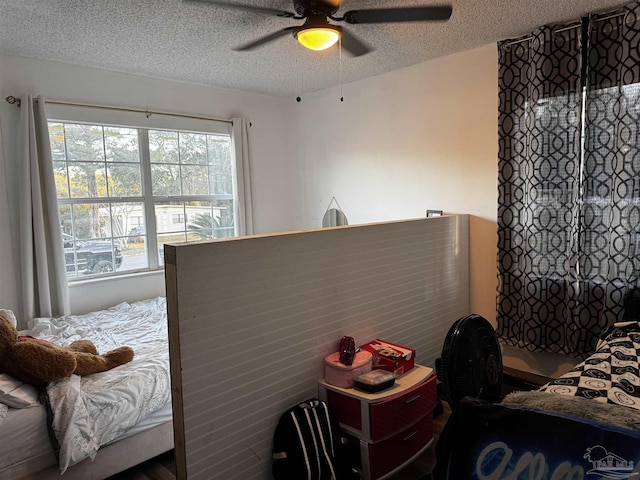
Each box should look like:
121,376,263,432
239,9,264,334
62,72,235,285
296,27,340,51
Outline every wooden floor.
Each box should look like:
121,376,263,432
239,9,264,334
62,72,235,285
386,401,451,480
106,403,451,480
106,450,177,480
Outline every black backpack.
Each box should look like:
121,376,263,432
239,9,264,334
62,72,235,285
272,398,357,480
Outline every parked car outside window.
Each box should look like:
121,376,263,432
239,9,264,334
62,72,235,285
63,233,123,276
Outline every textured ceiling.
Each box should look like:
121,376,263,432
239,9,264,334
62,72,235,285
0,0,630,97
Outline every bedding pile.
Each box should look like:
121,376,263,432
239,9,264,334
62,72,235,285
502,390,640,431
539,322,640,410
24,297,170,473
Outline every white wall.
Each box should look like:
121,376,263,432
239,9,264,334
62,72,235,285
285,43,576,376
0,56,20,315
0,47,572,375
0,45,500,327
287,43,499,327
0,54,294,317
166,216,469,480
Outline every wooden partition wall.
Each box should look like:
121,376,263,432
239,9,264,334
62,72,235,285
165,215,470,480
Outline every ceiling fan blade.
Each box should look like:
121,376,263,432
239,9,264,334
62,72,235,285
235,27,299,51
338,27,372,57
184,0,297,18
342,5,452,24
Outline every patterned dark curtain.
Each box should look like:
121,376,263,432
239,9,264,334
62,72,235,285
497,2,640,357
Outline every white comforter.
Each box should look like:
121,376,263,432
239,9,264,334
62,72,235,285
25,297,170,473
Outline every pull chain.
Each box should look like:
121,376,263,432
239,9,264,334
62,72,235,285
296,58,302,102
339,37,343,102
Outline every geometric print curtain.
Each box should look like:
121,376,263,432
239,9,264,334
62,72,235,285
497,2,640,358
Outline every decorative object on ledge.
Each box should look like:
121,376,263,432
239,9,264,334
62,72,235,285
322,196,348,227
426,209,443,217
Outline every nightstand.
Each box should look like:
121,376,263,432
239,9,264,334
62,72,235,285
319,365,437,480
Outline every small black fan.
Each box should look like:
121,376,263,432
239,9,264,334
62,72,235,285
436,314,503,408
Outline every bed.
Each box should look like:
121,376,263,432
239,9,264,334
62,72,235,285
434,321,640,479
0,297,173,480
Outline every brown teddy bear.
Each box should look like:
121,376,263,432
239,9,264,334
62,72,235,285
0,309,134,388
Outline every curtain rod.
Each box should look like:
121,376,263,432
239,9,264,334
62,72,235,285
501,10,628,49
4,95,231,124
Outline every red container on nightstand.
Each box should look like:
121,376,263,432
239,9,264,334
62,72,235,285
359,339,415,376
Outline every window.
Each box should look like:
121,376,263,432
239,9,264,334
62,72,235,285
49,120,235,279
497,10,640,356
172,213,187,224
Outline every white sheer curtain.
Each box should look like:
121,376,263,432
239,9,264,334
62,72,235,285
18,95,69,320
0,107,21,314
231,117,254,236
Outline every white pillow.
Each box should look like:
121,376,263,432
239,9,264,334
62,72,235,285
0,374,40,408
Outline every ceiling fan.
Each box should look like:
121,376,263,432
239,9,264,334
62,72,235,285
184,0,453,57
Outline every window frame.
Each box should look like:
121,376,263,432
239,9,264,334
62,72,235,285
47,104,237,280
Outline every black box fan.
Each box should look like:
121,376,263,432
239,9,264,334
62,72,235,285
436,314,503,408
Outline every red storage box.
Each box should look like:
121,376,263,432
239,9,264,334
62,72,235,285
359,339,415,376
